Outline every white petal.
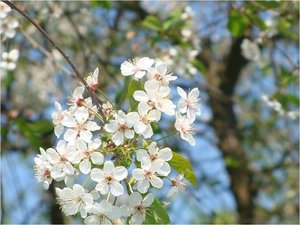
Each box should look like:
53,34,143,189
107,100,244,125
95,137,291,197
91,152,104,165
110,181,124,196
80,159,91,174
137,179,150,193
132,169,145,180
112,166,128,181
79,130,93,142
143,193,154,207
121,61,135,76
177,86,187,99
103,161,115,173
85,121,100,131
91,168,105,182
145,80,159,92
112,132,124,146
61,116,76,127
104,120,118,132
64,129,77,142
189,88,200,100
133,91,148,102
129,192,142,206
158,148,172,161
150,176,163,188
124,129,134,139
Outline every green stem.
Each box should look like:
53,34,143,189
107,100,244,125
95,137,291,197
82,176,90,187
154,131,178,142
96,89,118,112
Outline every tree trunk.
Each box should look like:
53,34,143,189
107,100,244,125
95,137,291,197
205,37,257,223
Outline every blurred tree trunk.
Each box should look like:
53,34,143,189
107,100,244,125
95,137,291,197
48,182,65,224
203,37,258,223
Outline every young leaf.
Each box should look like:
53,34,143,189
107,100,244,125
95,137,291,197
127,80,143,111
169,151,197,187
143,198,171,224
142,16,162,31
227,10,250,37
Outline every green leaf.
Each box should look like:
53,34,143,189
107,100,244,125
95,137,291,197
27,120,54,134
192,59,207,74
143,198,171,224
224,156,240,169
90,0,112,9
127,80,143,111
142,16,162,31
256,1,282,9
227,10,250,37
169,151,197,187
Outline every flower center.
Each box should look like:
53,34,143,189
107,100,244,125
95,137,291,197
118,124,127,132
105,175,113,183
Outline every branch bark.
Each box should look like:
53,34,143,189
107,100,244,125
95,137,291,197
203,37,258,223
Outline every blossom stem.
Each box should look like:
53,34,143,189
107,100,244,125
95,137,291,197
154,131,178,142
82,176,90,187
83,103,104,123
96,89,118,111
106,191,111,202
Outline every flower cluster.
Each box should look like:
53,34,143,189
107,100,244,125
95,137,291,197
261,94,299,120
0,2,19,74
34,57,201,224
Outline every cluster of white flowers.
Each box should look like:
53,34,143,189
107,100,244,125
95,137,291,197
0,2,19,75
261,94,299,120
34,57,200,224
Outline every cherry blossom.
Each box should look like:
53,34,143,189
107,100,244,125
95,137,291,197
0,49,19,71
147,60,177,86
104,110,135,146
133,80,176,115
56,184,93,218
128,192,154,225
127,102,161,138
86,67,99,92
136,141,172,176
0,2,11,19
72,139,104,174
174,113,196,146
46,140,75,181
84,200,122,225
61,107,100,143
177,86,201,121
167,174,187,199
91,161,128,196
120,57,154,79
132,158,164,193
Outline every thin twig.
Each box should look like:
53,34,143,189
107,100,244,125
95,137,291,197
3,1,105,109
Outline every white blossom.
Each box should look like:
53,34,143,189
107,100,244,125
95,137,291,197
34,147,53,190
177,87,201,121
128,192,154,225
46,140,76,181
56,184,93,218
174,113,196,146
120,57,154,79
133,80,176,115
104,110,135,146
86,67,99,92
147,60,177,86
61,107,100,143
136,142,172,176
0,2,11,19
0,49,19,71
167,174,187,199
241,39,261,62
91,161,128,197
0,17,19,39
127,102,161,139
84,200,121,225
132,158,164,193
